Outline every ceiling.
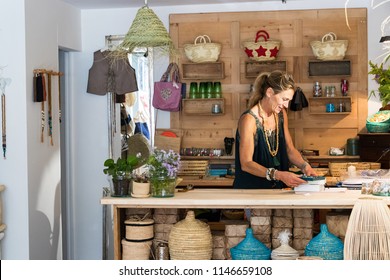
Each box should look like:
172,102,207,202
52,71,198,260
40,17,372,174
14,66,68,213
61,0,285,9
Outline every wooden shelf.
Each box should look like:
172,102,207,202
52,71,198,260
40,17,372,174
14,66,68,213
245,60,287,78
308,96,352,114
182,98,225,115
308,60,351,76
181,62,224,80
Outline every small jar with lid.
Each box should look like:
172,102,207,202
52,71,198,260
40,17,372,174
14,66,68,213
313,82,322,97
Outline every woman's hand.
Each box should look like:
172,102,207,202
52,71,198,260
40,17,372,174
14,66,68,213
302,165,318,176
275,171,308,188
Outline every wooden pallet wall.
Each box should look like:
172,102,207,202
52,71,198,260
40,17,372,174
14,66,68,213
169,8,368,155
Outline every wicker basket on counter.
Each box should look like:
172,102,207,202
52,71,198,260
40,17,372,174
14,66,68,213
329,162,373,177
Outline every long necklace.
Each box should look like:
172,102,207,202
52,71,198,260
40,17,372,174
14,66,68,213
258,102,279,157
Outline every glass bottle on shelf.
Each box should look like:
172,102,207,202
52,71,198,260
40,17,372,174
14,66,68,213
206,81,213,99
189,82,198,99
313,81,322,97
198,82,206,99
325,86,330,97
330,85,336,97
341,79,348,96
338,100,345,112
214,82,222,98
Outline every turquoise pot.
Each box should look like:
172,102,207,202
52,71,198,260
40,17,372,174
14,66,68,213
305,224,344,260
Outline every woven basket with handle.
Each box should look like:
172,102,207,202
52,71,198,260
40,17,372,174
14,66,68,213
184,35,221,63
310,32,348,61
243,30,281,61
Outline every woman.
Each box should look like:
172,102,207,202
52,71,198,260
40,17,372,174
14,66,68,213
233,70,317,189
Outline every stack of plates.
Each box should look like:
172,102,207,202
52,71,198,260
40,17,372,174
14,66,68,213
295,176,326,193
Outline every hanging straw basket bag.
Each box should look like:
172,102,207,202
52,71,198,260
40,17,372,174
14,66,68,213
184,35,222,63
168,210,213,260
310,32,348,61
243,30,281,61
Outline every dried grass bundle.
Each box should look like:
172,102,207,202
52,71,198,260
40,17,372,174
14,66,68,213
344,197,390,260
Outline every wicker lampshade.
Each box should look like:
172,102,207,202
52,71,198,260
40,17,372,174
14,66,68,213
114,5,175,58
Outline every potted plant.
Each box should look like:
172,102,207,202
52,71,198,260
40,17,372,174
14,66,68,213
103,155,139,197
368,60,390,109
131,170,151,197
147,148,181,197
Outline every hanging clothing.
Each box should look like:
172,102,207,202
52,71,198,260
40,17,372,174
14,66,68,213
290,87,308,111
87,50,138,95
133,110,150,140
233,110,289,189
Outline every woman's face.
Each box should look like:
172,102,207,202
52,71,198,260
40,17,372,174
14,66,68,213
270,88,294,114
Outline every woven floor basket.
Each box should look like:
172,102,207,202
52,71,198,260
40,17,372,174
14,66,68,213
125,217,154,241
305,224,344,260
310,32,348,61
122,239,152,260
168,210,213,260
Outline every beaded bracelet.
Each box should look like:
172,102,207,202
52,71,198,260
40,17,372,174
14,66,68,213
266,168,278,181
272,169,278,181
266,168,272,181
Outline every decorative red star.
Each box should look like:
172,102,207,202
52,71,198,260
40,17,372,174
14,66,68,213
269,47,279,57
255,46,267,57
244,48,254,57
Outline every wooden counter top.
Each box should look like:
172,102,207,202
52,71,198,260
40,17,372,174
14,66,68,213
101,189,390,209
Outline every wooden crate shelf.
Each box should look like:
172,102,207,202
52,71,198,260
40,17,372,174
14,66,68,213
308,60,351,77
308,96,352,114
182,98,225,115
245,60,287,78
181,62,224,80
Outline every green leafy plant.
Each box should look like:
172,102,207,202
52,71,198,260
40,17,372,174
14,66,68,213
369,60,390,107
103,155,139,179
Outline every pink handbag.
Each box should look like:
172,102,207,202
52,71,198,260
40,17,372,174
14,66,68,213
153,63,182,112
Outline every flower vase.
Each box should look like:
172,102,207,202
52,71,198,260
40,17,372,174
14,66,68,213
108,175,130,197
150,176,176,198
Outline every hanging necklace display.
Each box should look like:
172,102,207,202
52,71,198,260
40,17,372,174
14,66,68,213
47,72,53,146
0,77,11,159
258,101,279,166
34,69,63,144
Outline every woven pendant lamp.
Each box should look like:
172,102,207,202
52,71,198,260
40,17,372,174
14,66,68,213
114,1,175,58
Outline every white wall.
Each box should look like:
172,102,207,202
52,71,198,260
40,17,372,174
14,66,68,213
0,0,29,260
0,0,81,259
0,0,388,260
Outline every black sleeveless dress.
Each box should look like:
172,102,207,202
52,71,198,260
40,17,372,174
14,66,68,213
233,110,289,189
